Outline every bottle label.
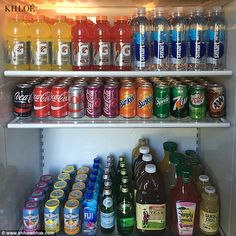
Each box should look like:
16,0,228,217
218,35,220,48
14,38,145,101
23,211,39,230
31,41,51,65
83,206,97,224
153,31,168,63
119,217,135,228
133,32,149,68
64,211,79,230
53,41,71,66
93,42,111,66
6,40,29,65
101,211,115,229
171,30,186,64
73,42,91,67
176,202,196,235
136,203,166,230
112,42,131,67
200,209,219,233
44,209,60,230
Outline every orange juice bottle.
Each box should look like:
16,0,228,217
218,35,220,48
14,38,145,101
4,14,30,70
30,15,52,70
52,15,72,71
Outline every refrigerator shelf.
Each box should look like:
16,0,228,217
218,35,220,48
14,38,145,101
4,70,233,78
7,116,230,128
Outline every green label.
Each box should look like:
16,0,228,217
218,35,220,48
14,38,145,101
119,217,135,227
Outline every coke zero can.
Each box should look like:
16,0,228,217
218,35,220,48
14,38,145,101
13,83,33,117
68,85,85,118
51,84,68,118
33,84,51,118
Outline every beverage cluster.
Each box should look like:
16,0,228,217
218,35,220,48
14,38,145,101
22,138,220,236
13,76,226,120
5,6,225,71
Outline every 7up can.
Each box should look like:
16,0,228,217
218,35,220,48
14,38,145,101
154,84,170,118
189,85,206,120
171,84,188,118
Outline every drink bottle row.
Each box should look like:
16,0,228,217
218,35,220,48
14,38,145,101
4,6,226,71
22,139,220,236
13,76,226,120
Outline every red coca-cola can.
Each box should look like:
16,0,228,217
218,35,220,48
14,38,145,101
33,84,51,118
51,84,68,118
86,83,103,118
103,84,119,118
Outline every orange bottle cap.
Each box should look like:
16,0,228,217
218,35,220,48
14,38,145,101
96,16,107,21
49,18,56,25
76,15,87,21
13,14,24,20
116,16,128,21
34,15,45,21
24,15,33,21
56,15,66,21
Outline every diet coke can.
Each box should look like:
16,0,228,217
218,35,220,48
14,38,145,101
86,83,103,118
33,84,51,118
13,83,33,117
103,84,119,118
51,85,68,118
68,85,85,118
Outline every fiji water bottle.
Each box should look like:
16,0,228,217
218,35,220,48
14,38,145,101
188,7,208,71
150,7,170,71
207,6,226,70
170,7,187,71
131,7,150,70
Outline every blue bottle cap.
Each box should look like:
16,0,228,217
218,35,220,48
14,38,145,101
85,190,93,200
93,163,99,170
89,174,97,183
91,169,98,176
93,157,101,164
87,183,94,191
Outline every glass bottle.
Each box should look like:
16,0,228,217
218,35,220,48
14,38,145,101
196,175,210,195
132,138,149,164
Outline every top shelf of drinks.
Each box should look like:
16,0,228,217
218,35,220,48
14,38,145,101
4,5,227,73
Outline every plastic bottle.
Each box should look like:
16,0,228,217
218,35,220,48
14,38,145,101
72,16,92,71
188,7,208,71
131,7,150,71
196,175,210,194
111,16,132,71
29,15,52,70
199,186,219,235
4,14,30,70
51,15,72,71
169,7,187,71
207,6,226,70
92,16,111,71
150,7,170,71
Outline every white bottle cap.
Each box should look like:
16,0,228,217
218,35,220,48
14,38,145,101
137,7,146,15
212,6,223,13
145,164,156,173
199,175,210,183
193,6,204,13
172,7,184,14
205,186,216,194
155,7,165,14
139,146,150,154
142,154,152,162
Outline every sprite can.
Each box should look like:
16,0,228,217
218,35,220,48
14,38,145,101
189,85,206,120
154,84,170,118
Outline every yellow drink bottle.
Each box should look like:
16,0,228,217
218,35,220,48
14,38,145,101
4,14,30,70
30,15,52,71
52,15,72,71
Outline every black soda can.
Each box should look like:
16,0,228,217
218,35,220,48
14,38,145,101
13,83,33,117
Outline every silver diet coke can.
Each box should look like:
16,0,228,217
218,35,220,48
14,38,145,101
68,85,85,118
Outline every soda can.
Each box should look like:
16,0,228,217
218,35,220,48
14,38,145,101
86,83,103,118
171,84,188,118
57,172,71,184
53,180,67,192
75,173,88,184
51,84,68,118
44,199,60,233
207,84,226,118
26,80,41,88
62,165,76,179
154,84,170,119
23,201,40,232
77,166,90,175
33,84,51,118
69,190,83,201
13,83,33,117
35,181,49,198
29,189,45,205
50,189,65,204
68,85,85,118
119,83,136,118
137,83,153,119
40,174,54,189
72,182,86,192
64,199,80,235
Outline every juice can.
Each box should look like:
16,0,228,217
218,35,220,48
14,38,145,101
50,189,65,204
69,190,83,201
53,180,67,192
57,172,71,184
44,199,60,233
137,83,153,118
77,166,90,175
119,83,136,118
62,165,76,179
72,182,86,192
75,173,88,183
64,199,80,234
40,174,54,188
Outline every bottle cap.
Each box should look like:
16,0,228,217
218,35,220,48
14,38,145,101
185,150,197,157
76,15,87,21
93,157,101,164
170,152,184,165
139,146,150,154
89,174,96,183
55,15,66,21
193,6,204,13
93,163,99,170
87,183,94,191
107,155,114,162
103,187,112,195
136,7,146,15
104,180,112,187
104,167,111,174
119,156,125,162
142,154,152,162
139,138,148,146
212,6,223,13
34,15,45,21
120,162,126,168
163,142,178,152
155,7,166,14
103,173,111,180
96,16,107,21
145,164,156,173
205,186,216,194
116,16,128,21
121,186,129,193
91,169,98,176
199,175,210,183
85,191,93,200
121,176,129,184
24,15,33,22
172,7,184,14
120,169,127,176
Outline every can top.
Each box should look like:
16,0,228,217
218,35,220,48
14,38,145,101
72,181,86,190
75,173,88,182
17,83,32,89
35,181,48,189
87,83,102,88
52,84,67,89
50,189,64,199
31,189,44,198
174,84,187,89
45,199,60,209
155,83,169,89
62,165,75,174
77,166,90,174
65,199,80,209
57,173,70,181
54,180,67,189
40,174,53,183
104,83,119,89
24,201,38,209
69,190,83,200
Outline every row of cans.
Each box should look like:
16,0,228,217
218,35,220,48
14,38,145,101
13,76,226,120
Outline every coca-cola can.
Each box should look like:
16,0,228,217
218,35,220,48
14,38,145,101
33,84,51,118
13,83,33,117
68,85,85,118
86,83,103,118
51,84,68,118
103,84,119,118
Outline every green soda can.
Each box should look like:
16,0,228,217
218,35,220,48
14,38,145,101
154,84,170,119
189,85,206,120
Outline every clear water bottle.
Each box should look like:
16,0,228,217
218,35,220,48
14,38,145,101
169,7,187,71
150,7,170,71
207,6,226,70
131,7,150,70
188,7,208,70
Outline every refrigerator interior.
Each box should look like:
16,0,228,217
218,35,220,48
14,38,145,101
0,0,235,235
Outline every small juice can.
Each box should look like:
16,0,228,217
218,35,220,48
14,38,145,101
53,180,67,192
69,190,83,201
77,166,90,175
72,182,86,192
75,174,88,183
62,165,76,179
50,189,65,204
57,172,71,184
